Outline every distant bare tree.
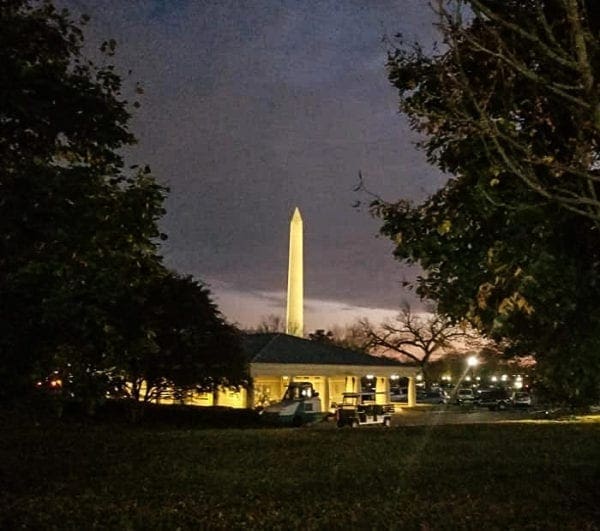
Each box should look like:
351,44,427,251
254,314,285,333
308,329,335,343
307,323,370,352
330,322,370,352
360,305,479,386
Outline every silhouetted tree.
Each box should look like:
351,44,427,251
254,314,285,333
0,2,248,412
360,306,479,386
119,273,248,404
308,329,335,343
0,0,167,400
376,0,600,404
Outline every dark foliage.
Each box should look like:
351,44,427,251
376,0,600,404
0,1,248,408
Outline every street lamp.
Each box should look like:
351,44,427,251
466,356,479,386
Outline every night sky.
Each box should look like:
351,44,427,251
62,0,446,330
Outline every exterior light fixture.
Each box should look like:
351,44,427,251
467,356,479,367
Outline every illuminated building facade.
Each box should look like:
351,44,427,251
178,208,419,408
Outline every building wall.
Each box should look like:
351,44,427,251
136,362,417,410
329,377,348,408
217,387,247,408
251,373,395,411
147,387,247,408
253,376,286,407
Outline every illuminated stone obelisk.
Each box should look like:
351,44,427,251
286,207,303,337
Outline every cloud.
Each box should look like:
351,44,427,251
61,0,445,319
211,284,419,331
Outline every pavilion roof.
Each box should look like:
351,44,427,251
243,333,412,367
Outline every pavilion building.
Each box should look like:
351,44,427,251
190,207,419,409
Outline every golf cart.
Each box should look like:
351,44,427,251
259,381,326,427
335,391,393,428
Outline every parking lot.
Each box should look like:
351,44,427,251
391,404,543,426
314,403,548,429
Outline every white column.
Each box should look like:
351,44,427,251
375,377,389,404
345,376,360,393
322,376,330,412
408,376,417,407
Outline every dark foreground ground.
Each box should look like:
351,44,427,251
1,407,599,530
390,403,571,426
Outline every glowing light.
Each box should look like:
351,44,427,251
286,208,303,337
390,375,399,380
501,374,508,381
366,374,374,379
467,356,479,367
416,374,423,381
465,376,472,382
491,376,498,382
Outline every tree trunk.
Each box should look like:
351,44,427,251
421,364,430,390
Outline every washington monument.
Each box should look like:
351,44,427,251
286,207,303,337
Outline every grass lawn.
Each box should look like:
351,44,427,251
1,410,599,529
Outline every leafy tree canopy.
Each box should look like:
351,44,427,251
117,273,248,404
388,0,599,222
376,0,600,404
0,1,247,406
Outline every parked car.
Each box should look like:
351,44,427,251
390,387,408,402
475,388,512,410
512,391,532,408
417,388,449,404
454,388,476,404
